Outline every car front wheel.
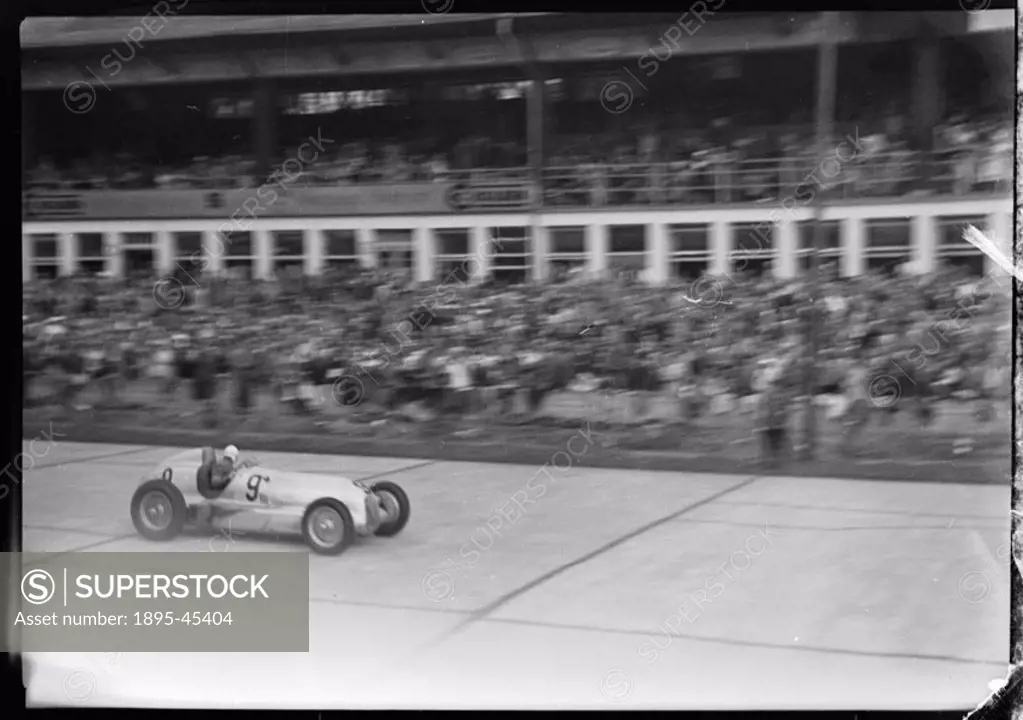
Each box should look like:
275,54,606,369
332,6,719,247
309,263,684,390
371,481,410,537
131,479,187,541
302,498,355,555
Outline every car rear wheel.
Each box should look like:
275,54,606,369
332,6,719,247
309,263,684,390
371,481,410,537
302,499,355,556
131,479,187,541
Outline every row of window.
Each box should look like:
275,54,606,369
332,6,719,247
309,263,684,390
25,251,987,283
27,215,989,263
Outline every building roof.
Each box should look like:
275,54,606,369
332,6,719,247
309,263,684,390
21,14,551,48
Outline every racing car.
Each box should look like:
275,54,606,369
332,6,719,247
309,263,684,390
130,447,410,555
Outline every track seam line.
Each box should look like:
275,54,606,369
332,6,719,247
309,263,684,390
356,460,439,481
714,499,1006,521
478,615,1006,668
29,445,163,470
308,595,469,616
660,518,1006,533
400,474,763,663
23,525,126,538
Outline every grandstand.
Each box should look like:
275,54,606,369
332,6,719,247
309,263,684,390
22,12,1012,284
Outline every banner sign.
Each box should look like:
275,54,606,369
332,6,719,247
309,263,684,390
23,180,535,220
445,182,532,212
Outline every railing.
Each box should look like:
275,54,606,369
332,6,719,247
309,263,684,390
25,148,1009,209
540,149,1010,207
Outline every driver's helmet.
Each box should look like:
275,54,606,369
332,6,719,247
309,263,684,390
223,445,239,464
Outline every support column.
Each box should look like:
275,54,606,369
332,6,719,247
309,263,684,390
22,234,31,283
842,217,864,277
306,229,324,276
253,229,272,280
154,231,173,275
775,219,797,279
647,222,669,286
912,214,935,274
59,233,76,277
413,227,434,284
203,230,225,275
357,229,376,268
530,225,549,283
104,232,123,277
471,226,492,283
585,224,607,279
987,212,1011,276
710,220,731,277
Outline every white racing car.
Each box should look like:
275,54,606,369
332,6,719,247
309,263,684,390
130,447,410,555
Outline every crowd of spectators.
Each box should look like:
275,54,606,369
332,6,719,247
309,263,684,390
23,258,1011,451
25,112,1010,204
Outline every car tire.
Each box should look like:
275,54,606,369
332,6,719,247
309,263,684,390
371,480,411,537
301,498,355,556
131,479,188,541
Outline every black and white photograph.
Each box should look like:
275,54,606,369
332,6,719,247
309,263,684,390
16,5,1019,711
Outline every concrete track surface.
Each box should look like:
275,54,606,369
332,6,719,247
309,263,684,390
21,442,1008,709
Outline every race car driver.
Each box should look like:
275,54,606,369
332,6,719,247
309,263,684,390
210,444,240,490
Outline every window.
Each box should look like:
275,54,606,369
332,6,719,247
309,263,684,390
434,229,472,281
379,250,412,270
935,215,987,256
608,225,645,254
934,215,988,277
173,232,203,257
729,221,775,276
730,222,775,255
325,258,359,272
325,230,357,258
123,249,154,275
77,233,105,259
548,227,587,280
30,234,59,279
672,261,707,280
273,231,305,257
797,220,842,273
274,258,304,276
549,227,586,255
172,232,205,282
435,229,470,257
606,225,646,280
732,255,774,277
323,230,359,274
375,229,413,270
32,235,58,260
669,224,710,279
221,231,253,257
864,218,912,269
489,227,530,278
865,218,911,251
79,260,105,275
224,258,253,279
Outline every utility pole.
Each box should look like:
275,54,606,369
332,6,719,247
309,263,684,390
802,12,838,460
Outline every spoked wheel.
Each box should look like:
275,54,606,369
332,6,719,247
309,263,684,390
301,499,355,556
371,481,410,537
130,479,187,541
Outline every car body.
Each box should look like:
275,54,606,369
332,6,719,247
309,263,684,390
130,447,410,555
